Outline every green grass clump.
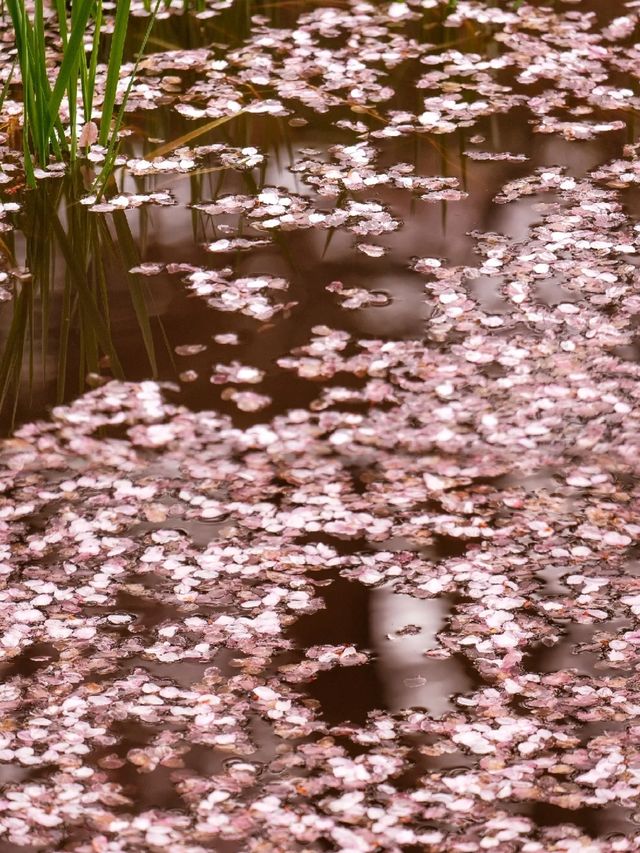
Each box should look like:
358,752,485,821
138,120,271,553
6,0,159,187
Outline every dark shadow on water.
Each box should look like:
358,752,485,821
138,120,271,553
289,576,388,725
88,719,187,814
525,620,632,676
0,642,60,680
522,802,637,839
301,661,387,726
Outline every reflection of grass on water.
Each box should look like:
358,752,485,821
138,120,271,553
142,0,206,10
0,175,161,428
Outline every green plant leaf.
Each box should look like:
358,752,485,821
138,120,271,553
98,0,131,146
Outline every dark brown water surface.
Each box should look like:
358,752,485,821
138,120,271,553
1,123,628,418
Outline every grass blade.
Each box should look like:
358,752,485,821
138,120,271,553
81,0,103,126
95,0,162,194
46,0,94,140
147,112,246,159
98,0,131,146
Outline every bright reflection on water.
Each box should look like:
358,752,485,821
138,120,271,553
371,591,472,715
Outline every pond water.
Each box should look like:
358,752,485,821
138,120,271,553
1,0,640,850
